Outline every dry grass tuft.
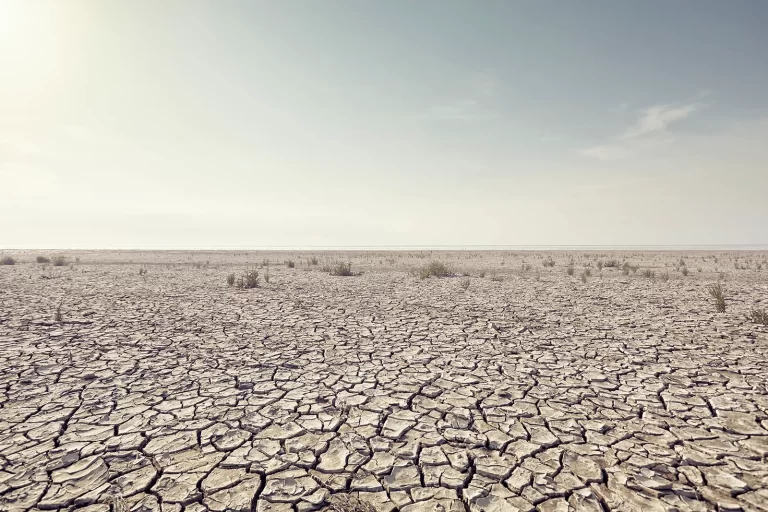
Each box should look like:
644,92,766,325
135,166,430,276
236,269,260,289
459,277,470,290
331,262,354,276
322,494,377,512
54,299,63,322
418,261,451,279
707,282,726,313
744,308,767,325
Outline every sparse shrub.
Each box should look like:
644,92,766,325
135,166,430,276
583,268,592,277
566,265,574,276
236,269,259,289
597,261,603,270
490,275,503,282
1,256,16,265
309,256,319,265
52,256,67,267
264,269,270,283
285,259,295,268
542,258,555,268
226,273,235,286
138,267,148,276
324,494,377,512
603,260,619,268
419,261,451,279
331,262,354,276
744,308,768,325
660,272,669,282
36,256,50,264
54,300,63,322
641,268,655,278
459,277,470,290
478,271,486,278
580,271,588,283
708,282,726,313
521,263,532,272
262,258,270,267
681,267,689,276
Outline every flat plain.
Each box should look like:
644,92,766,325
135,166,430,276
1,250,767,512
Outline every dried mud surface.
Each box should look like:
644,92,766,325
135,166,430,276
1,250,767,512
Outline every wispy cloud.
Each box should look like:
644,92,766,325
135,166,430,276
579,145,629,161
418,72,497,122
622,103,701,139
580,99,704,160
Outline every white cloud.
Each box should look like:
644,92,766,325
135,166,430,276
418,72,497,122
622,103,701,139
419,100,495,121
581,99,704,160
579,145,629,161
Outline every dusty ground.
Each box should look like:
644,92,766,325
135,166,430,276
1,250,767,512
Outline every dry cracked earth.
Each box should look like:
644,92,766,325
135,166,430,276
1,250,768,512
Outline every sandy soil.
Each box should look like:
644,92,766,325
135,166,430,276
1,250,767,512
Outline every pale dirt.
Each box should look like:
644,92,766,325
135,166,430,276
1,250,767,511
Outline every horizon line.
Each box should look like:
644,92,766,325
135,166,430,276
3,244,768,252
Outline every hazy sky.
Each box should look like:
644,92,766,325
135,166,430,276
2,1,768,248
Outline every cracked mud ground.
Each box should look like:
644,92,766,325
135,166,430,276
1,251,768,512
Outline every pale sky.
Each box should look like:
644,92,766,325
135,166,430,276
2,1,767,249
